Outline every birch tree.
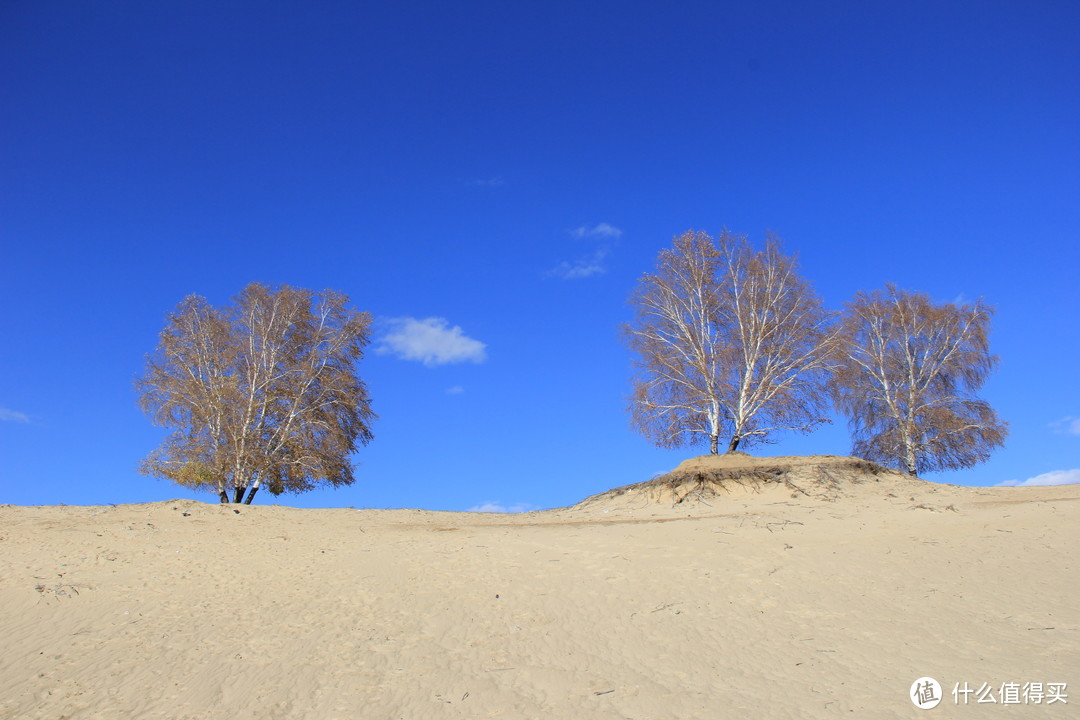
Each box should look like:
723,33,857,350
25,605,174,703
830,284,1007,476
625,230,728,453
137,283,375,503
625,230,836,454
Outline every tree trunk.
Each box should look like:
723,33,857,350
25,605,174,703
219,490,228,503
233,486,246,503
904,441,919,476
727,436,741,453
710,434,719,454
244,486,259,504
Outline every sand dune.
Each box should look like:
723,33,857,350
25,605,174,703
2,455,1076,719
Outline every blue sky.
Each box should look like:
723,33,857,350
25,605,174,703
1,1,1077,510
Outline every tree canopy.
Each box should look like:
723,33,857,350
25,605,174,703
136,283,375,503
624,230,835,454
829,284,1007,475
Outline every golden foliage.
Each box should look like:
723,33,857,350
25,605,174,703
830,285,1007,475
136,283,375,502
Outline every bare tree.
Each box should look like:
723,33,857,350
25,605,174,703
625,230,727,453
715,231,837,451
830,284,1007,476
625,230,836,454
137,283,375,503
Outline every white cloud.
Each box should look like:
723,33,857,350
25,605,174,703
547,247,610,280
377,318,487,367
997,469,1080,487
446,385,465,395
549,222,622,280
0,407,30,423
1049,416,1080,436
572,222,622,239
468,501,540,513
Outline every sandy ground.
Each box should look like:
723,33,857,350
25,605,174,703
1,455,1077,719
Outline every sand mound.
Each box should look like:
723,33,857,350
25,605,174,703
577,453,918,508
1,474,1078,718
